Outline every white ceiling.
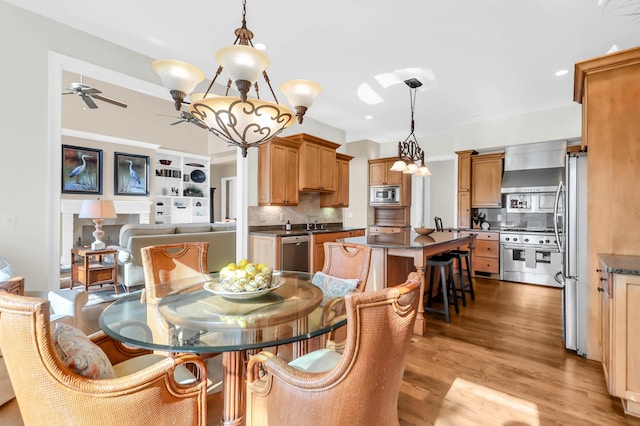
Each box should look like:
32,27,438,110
8,0,640,144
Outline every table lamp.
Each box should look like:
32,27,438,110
78,199,117,250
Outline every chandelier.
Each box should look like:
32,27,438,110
152,0,322,157
390,78,431,176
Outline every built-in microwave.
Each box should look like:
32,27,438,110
506,192,557,213
370,185,401,205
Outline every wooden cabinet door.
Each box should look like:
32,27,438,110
457,151,473,192
599,266,613,394
320,146,336,192
258,139,299,206
471,153,503,208
321,156,351,207
386,161,403,185
458,191,470,228
299,142,321,190
369,162,387,185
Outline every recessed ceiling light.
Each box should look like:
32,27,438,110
555,69,569,76
365,115,373,120
357,83,384,105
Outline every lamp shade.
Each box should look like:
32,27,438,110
390,160,409,172
216,45,269,84
190,96,295,146
403,163,419,174
280,79,322,108
78,200,117,219
152,59,205,94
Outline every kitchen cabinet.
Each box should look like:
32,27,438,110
285,134,340,192
574,46,640,361
455,150,476,228
155,149,210,224
460,231,499,278
320,153,353,208
310,229,366,273
471,153,503,208
368,157,412,207
249,234,280,269
598,256,640,418
369,159,403,186
258,137,299,206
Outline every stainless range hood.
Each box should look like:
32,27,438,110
501,140,567,193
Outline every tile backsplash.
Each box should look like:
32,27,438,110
248,193,342,227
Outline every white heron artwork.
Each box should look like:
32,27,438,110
116,154,148,195
62,146,101,193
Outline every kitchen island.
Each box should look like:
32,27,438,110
343,230,477,336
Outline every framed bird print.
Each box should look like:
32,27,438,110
62,145,103,194
114,152,149,196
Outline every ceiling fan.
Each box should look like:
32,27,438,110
62,77,127,109
168,111,208,130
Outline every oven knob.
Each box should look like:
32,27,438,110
513,237,518,242
524,238,529,242
539,240,544,244
505,237,510,241
546,239,550,243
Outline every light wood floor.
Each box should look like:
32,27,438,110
2,278,639,425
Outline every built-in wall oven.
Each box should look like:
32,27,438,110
500,230,562,287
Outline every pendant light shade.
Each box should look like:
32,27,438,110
216,45,269,83
280,79,323,123
152,60,205,110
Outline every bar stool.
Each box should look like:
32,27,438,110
449,249,475,306
424,254,459,323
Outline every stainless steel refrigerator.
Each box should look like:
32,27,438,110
556,152,588,356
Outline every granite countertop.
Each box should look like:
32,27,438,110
600,254,640,276
250,226,366,237
343,229,473,250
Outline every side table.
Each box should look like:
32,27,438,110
71,247,118,293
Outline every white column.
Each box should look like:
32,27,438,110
236,148,248,260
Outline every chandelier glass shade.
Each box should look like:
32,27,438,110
152,0,321,157
389,78,431,176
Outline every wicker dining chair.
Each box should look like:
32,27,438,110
141,242,209,304
0,291,208,426
315,242,372,352
246,273,421,426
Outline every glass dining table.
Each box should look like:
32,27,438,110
99,270,344,426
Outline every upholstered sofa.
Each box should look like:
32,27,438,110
109,222,236,290
0,276,88,406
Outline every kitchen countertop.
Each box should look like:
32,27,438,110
250,226,366,237
600,253,640,276
343,229,473,249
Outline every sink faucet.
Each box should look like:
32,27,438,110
306,215,312,231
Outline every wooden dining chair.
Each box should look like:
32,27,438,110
141,242,209,304
246,273,421,426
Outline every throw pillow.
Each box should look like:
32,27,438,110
0,256,15,281
311,271,359,306
53,323,116,379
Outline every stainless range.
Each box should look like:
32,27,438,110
499,229,562,287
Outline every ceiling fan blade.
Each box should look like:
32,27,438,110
170,120,184,126
81,95,98,109
92,94,128,108
83,88,101,95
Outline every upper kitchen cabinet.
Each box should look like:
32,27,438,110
456,150,476,228
471,152,503,208
320,153,353,208
258,137,299,206
574,46,640,362
285,134,340,192
369,158,403,185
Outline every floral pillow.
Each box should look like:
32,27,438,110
311,271,359,306
53,323,116,379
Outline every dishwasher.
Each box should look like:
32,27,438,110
280,235,309,272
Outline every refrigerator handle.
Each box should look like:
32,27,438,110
553,181,563,253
